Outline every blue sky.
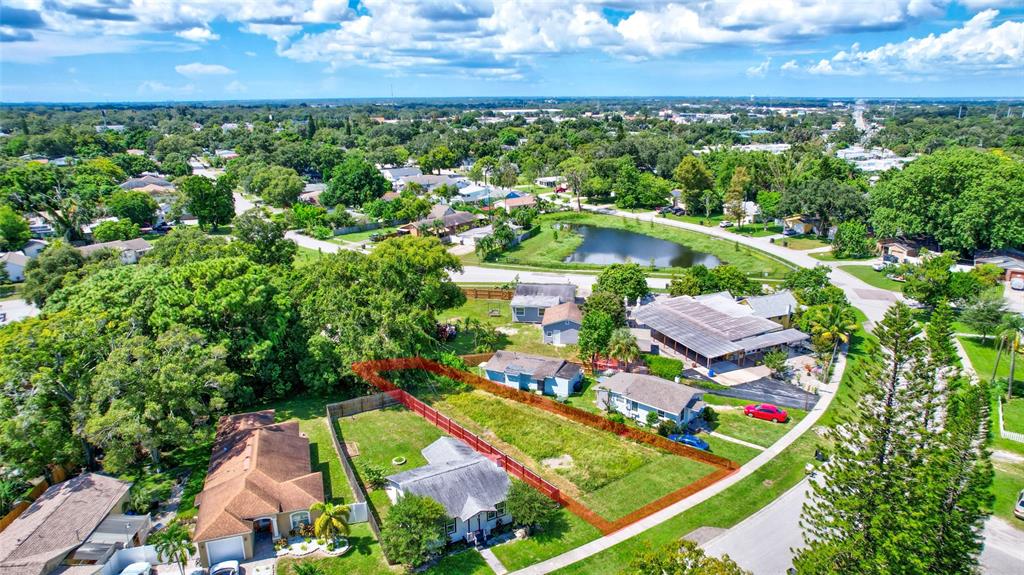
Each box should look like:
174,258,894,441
1,1,1022,102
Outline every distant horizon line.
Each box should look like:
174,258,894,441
3,95,1024,108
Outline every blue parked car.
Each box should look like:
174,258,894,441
668,433,710,451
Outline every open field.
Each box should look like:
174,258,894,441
431,389,718,521
837,264,906,292
476,212,793,279
337,407,444,519
437,298,578,360
731,224,783,237
1002,398,1024,434
780,235,830,250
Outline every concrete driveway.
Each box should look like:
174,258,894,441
0,298,39,325
1004,283,1024,314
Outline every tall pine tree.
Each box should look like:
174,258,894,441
794,302,992,574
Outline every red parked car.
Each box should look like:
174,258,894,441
744,403,789,423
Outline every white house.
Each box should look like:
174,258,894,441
595,372,706,427
20,239,48,258
1,252,28,282
386,437,511,545
75,238,153,264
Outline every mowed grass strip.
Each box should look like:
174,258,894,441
337,407,444,519
433,390,716,521
709,405,808,448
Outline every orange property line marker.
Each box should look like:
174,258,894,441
351,358,737,535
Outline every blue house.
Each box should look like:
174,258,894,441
595,372,705,427
510,283,577,323
484,350,583,398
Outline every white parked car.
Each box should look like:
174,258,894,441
718,220,734,228
119,562,152,575
210,560,240,575
1015,488,1024,520
871,263,886,271
1011,278,1024,291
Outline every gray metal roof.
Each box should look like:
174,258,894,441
734,328,809,352
743,291,798,319
634,296,796,359
511,283,576,309
387,437,509,521
597,372,703,414
485,350,581,380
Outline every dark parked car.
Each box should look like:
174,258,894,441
667,433,710,451
782,228,798,236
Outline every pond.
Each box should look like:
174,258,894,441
561,224,722,268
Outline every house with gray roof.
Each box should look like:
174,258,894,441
634,295,809,368
75,238,152,265
742,291,799,327
385,437,511,544
484,350,583,397
1,252,28,282
510,283,577,323
595,372,706,427
380,166,422,183
0,473,148,575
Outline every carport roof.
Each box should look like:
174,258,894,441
635,296,787,359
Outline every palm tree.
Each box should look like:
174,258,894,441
310,501,351,541
607,328,640,371
151,523,195,575
807,304,858,356
992,314,1024,399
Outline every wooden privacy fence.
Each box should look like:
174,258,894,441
322,402,389,560
461,287,513,300
352,357,739,534
326,392,399,419
458,352,495,367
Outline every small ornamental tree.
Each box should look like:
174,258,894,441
505,480,557,535
92,219,140,242
630,540,751,575
594,263,650,304
380,494,448,567
831,220,874,259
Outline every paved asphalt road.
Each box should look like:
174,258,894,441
704,479,1023,574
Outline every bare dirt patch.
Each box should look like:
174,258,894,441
542,454,574,470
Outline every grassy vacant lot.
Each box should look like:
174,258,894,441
478,212,792,279
837,264,906,292
437,298,578,360
432,390,716,521
662,213,726,227
991,453,1024,527
809,250,874,263
732,224,783,237
337,407,444,519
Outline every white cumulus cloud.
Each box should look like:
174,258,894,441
805,9,1023,76
746,57,772,77
177,27,220,42
175,62,235,77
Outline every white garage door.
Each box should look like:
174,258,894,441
206,536,245,565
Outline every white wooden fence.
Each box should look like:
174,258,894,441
997,400,1024,444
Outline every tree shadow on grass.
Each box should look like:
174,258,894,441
528,509,572,543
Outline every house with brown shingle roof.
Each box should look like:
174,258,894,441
0,473,144,575
193,410,324,566
541,302,582,345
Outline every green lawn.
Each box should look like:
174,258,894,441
337,407,444,519
732,224,783,237
708,405,808,448
490,509,602,571
331,227,397,244
991,455,1024,528
432,390,717,521
554,430,821,575
780,235,830,250
1002,398,1024,434
959,336,1019,382
662,213,726,227
276,523,398,575
295,245,328,265
702,435,762,464
837,264,905,292
809,250,874,262
437,299,578,360
480,212,792,279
